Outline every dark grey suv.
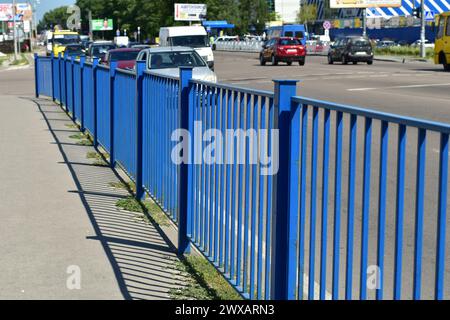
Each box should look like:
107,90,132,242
328,36,374,65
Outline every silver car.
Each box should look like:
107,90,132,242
136,46,217,82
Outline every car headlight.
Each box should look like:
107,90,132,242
203,73,217,83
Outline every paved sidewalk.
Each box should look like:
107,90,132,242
0,68,186,300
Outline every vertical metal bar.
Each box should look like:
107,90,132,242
135,61,146,200
178,67,193,254
109,61,118,167
270,80,298,300
249,94,257,298
224,89,233,275
230,91,239,281
435,133,448,300
34,53,39,98
413,128,426,300
264,98,274,299
256,97,265,300
308,106,319,300
332,111,343,300
298,104,308,300
79,56,85,131
219,88,227,267
243,94,251,293
92,59,99,148
346,114,357,300
320,109,331,300
376,121,389,300
394,124,406,300
50,52,55,101
360,117,372,300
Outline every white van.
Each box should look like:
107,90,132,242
159,26,214,70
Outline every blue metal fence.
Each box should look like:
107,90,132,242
34,53,449,300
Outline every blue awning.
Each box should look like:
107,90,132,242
202,20,235,29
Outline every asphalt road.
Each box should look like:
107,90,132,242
214,51,450,124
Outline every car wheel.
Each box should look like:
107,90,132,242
342,55,348,65
212,44,216,51
367,60,373,65
259,54,266,66
271,55,278,66
328,55,333,64
299,59,305,66
443,55,450,71
287,61,292,66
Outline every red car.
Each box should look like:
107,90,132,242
104,48,142,69
260,37,306,66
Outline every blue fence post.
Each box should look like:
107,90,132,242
58,53,63,107
34,53,39,98
92,58,99,148
178,66,193,254
63,52,68,109
51,52,55,101
109,61,118,167
270,79,298,300
79,56,86,131
135,61,146,200
70,56,75,121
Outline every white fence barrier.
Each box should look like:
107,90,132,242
214,40,330,55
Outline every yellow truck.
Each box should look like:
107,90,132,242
435,11,450,71
50,30,81,57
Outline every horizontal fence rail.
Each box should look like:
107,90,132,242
34,53,449,300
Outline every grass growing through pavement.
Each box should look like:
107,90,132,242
116,196,170,227
169,255,243,300
65,123,78,129
109,180,136,193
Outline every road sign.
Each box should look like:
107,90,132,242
174,3,207,21
425,10,435,21
92,19,113,31
323,20,332,30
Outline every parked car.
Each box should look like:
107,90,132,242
136,46,217,82
104,48,142,69
259,37,306,66
328,36,374,65
87,41,117,63
64,44,85,58
376,40,397,48
411,39,435,48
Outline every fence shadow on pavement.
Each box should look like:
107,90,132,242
26,96,189,300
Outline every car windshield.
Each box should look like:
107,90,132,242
169,35,209,48
92,45,115,56
110,51,140,61
279,39,301,45
351,38,370,46
53,35,80,45
150,51,206,69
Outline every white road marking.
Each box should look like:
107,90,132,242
348,83,450,92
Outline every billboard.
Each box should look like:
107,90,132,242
0,3,32,22
330,0,402,8
174,3,207,21
92,19,114,31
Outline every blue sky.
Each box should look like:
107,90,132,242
36,0,75,21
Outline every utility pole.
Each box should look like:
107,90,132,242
12,0,18,61
420,0,426,58
88,10,93,41
363,8,367,37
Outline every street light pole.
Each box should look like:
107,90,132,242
12,0,18,61
420,0,426,58
363,8,367,37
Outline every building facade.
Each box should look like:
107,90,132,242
268,0,302,23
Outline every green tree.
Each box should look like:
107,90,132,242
37,6,71,31
297,4,317,24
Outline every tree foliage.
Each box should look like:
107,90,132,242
37,6,70,31
297,4,317,24
39,0,272,39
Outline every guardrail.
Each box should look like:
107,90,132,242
34,53,448,300
214,40,264,53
